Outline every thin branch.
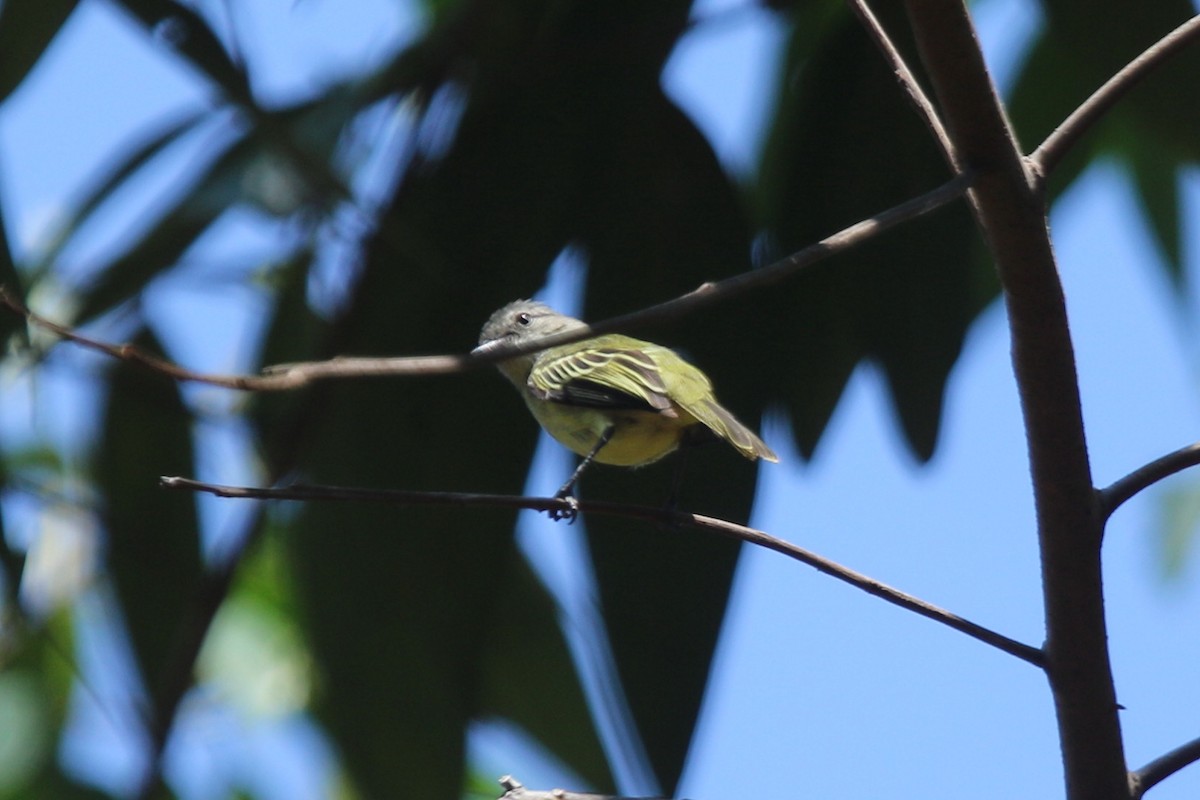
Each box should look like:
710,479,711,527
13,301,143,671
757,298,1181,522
1030,14,1200,179
846,0,959,170
1,170,973,392
0,287,468,389
1100,441,1200,520
1130,734,1200,798
161,475,1045,667
498,775,672,800
904,2,1126,798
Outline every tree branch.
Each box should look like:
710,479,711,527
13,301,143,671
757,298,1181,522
1130,734,1200,798
0,170,972,391
1099,441,1200,520
903,2,1127,798
160,476,1045,667
497,775,672,800
847,0,959,170
1030,14,1200,179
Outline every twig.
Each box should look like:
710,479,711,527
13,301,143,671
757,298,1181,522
1130,734,1200,798
498,775,673,800
0,287,467,390
1,170,973,392
904,2,1126,798
846,0,959,170
1030,14,1200,179
161,475,1045,667
1099,441,1200,520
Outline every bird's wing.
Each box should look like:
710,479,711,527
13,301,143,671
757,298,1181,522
528,342,677,414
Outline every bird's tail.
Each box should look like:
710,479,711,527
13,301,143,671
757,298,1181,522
696,399,779,462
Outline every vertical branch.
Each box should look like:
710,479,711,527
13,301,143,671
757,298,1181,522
901,2,1128,800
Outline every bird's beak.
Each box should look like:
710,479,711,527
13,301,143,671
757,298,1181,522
470,338,508,359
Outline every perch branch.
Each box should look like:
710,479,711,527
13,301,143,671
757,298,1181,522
1130,734,1200,798
161,476,1045,667
0,170,972,391
1030,14,1200,179
1099,441,1200,520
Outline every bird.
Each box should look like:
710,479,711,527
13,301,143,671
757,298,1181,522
473,299,777,517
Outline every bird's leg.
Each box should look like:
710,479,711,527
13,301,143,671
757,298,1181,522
551,425,615,522
666,446,688,512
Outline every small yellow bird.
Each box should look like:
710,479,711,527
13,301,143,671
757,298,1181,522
474,300,776,510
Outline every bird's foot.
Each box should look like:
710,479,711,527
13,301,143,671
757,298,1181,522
548,492,580,524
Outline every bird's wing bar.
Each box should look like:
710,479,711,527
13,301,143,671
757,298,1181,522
529,347,675,413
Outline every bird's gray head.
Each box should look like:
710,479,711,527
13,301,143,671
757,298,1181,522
474,300,587,354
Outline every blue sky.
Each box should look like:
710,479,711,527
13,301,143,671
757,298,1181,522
2,1,1199,798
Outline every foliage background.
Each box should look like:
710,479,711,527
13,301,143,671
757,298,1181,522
0,0,1199,798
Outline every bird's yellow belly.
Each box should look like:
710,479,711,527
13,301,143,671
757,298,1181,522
526,400,696,467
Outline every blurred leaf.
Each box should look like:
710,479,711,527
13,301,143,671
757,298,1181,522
479,556,611,790
96,329,202,704
71,78,375,325
1157,480,1200,580
756,4,980,460
0,0,80,106
1126,136,1184,285
274,6,720,796
71,132,249,324
1011,1,1200,290
579,78,753,792
0,611,110,799
248,245,326,468
0,192,23,345
113,0,250,101
28,107,209,284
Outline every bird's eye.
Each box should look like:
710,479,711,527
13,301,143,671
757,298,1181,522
516,312,531,326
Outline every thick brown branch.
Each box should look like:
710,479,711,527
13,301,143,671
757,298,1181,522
904,2,1126,798
161,476,1044,667
1030,14,1200,179
1,171,972,391
1100,441,1200,520
1130,734,1200,798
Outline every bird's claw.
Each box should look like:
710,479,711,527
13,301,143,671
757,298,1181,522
548,493,580,523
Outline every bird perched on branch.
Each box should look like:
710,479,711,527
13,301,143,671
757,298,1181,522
474,300,777,517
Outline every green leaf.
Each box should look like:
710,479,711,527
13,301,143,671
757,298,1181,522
1011,2,1200,292
96,329,202,704
579,84,753,793
0,0,81,106
755,5,981,460
479,556,612,790
1157,480,1200,580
